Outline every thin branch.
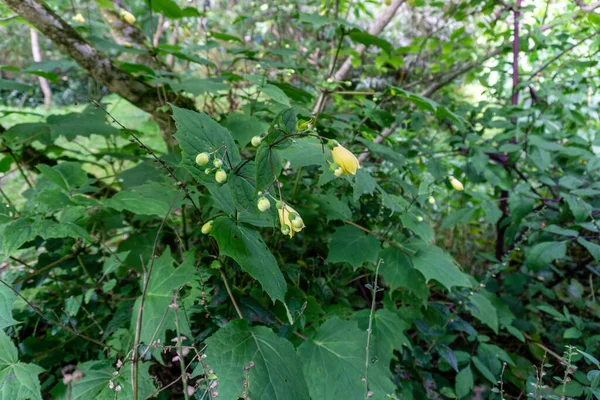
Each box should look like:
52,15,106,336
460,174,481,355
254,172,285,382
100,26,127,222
220,267,243,320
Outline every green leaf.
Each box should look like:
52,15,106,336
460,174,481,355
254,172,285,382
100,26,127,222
0,331,44,400
351,309,412,367
0,79,32,91
406,240,471,290
262,84,291,106
172,105,241,184
297,317,395,399
37,162,88,193
378,247,428,296
455,366,474,398
171,77,227,95
130,249,194,358
278,137,329,169
255,143,282,192
223,113,268,148
327,225,380,268
145,0,182,18
0,218,91,257
265,108,296,145
468,293,499,334
440,208,476,230
104,182,183,217
198,319,309,399
211,217,286,303
353,169,377,201
348,29,393,55
0,283,17,329
401,212,433,242
51,361,155,400
564,194,592,222
526,241,567,269
578,238,600,261
313,194,352,222
472,356,496,383
47,106,119,140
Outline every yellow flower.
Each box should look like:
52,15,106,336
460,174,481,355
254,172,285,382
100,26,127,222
449,176,464,191
120,10,136,24
331,143,361,176
72,13,85,23
277,202,305,238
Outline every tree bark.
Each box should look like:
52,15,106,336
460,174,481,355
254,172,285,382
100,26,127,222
3,0,196,145
30,28,52,110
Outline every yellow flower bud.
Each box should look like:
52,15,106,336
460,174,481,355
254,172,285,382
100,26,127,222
428,196,435,204
449,176,464,191
72,13,85,23
195,152,210,166
257,197,271,212
331,143,361,176
251,136,262,147
201,221,213,234
123,42,132,48
278,203,305,238
215,169,227,184
384,0,392,5
120,10,136,24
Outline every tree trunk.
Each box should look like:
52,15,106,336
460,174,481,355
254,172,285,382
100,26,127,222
30,28,52,110
2,0,196,146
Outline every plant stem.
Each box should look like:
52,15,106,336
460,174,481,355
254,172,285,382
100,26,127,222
364,258,382,399
172,292,190,400
220,267,243,319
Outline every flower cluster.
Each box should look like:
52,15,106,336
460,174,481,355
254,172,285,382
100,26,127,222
195,152,228,184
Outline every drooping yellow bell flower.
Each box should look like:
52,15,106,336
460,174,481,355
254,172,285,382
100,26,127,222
449,176,464,191
331,142,361,176
120,10,136,24
277,202,305,238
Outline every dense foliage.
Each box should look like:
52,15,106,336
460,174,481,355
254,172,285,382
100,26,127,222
1,0,600,399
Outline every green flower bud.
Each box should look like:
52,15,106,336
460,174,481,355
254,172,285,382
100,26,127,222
257,197,271,212
281,224,290,235
291,217,304,229
201,221,213,234
428,196,435,204
210,260,221,269
196,152,210,166
251,136,262,147
213,159,223,168
215,169,227,184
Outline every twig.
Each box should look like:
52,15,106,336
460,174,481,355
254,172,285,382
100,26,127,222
364,259,382,399
220,267,243,319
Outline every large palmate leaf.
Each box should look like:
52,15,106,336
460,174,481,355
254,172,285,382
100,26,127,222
378,247,429,297
0,331,44,400
405,239,472,290
351,308,412,367
51,361,155,400
327,225,380,268
130,249,194,359
211,217,286,303
297,318,395,399
197,319,309,400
